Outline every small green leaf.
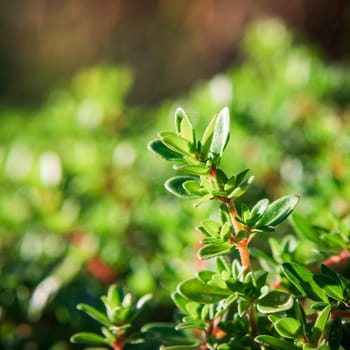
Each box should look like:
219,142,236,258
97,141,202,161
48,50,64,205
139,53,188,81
281,263,328,302
175,108,195,144
216,256,231,274
215,168,228,188
70,332,109,345
77,303,112,327
250,199,269,222
290,214,320,244
165,176,197,198
201,113,218,159
160,133,194,156
183,180,206,196
249,247,278,271
193,193,214,207
197,270,216,283
174,164,210,175
178,278,229,304
310,305,331,344
209,107,230,159
143,323,199,348
172,292,189,315
200,219,222,238
220,221,232,240
257,291,294,314
256,195,299,228
235,230,249,243
321,233,348,250
274,317,303,340
313,273,344,301
148,139,183,160
162,344,201,350
227,176,254,199
255,335,300,350
321,264,348,289
198,242,232,259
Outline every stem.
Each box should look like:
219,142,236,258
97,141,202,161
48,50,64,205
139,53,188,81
112,335,124,350
221,197,251,274
236,240,251,274
249,300,257,339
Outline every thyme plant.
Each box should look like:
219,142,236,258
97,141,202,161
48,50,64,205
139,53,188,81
72,107,350,349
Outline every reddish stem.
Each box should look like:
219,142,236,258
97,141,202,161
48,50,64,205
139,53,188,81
220,197,251,274
112,335,124,350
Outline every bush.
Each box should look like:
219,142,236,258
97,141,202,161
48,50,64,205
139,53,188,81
0,20,350,349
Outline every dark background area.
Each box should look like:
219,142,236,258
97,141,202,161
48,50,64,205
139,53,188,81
1,0,350,106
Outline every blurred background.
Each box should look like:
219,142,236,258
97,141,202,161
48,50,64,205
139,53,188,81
1,1,350,349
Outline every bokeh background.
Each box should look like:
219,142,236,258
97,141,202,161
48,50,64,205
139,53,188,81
1,1,350,349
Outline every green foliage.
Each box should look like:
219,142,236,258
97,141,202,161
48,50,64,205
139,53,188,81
2,19,350,350
71,285,152,348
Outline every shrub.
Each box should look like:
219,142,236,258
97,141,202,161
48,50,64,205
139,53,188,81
72,106,350,349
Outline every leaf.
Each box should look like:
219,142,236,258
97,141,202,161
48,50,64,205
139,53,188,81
183,180,206,196
70,332,109,345
174,164,210,175
160,133,194,156
250,199,270,222
197,270,216,283
290,214,320,244
313,274,344,301
281,263,328,302
274,318,303,340
106,284,124,307
249,247,278,271
193,193,214,207
235,169,250,187
227,176,254,199
162,344,201,350
136,293,152,310
256,195,299,228
198,242,232,259
178,278,229,304
164,176,197,198
216,256,231,274
200,219,222,238
172,292,190,315
255,335,300,350
77,303,112,327
175,108,195,144
321,233,348,250
257,291,294,314
321,264,348,289
201,113,218,158
142,323,199,348
215,168,228,188
310,305,331,344
209,107,230,158
148,139,183,160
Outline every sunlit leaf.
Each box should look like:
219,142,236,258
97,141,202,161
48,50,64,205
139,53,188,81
198,242,232,259
148,139,183,160
77,303,112,327
310,305,331,344
178,278,229,304
281,262,328,302
165,176,197,198
255,335,300,350
274,317,303,339
256,195,299,228
70,332,109,345
257,291,294,314
209,107,230,159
